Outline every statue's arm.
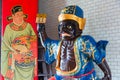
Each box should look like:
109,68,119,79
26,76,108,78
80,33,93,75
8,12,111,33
98,59,111,80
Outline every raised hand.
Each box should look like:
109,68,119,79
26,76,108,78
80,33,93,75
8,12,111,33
36,13,48,46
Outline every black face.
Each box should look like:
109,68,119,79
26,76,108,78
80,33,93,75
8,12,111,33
58,20,82,40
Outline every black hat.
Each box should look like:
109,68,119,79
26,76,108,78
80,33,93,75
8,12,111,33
7,5,28,21
12,6,23,14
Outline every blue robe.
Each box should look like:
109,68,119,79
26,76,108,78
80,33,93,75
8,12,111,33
43,35,108,80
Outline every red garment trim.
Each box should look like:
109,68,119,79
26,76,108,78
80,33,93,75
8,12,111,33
64,69,94,78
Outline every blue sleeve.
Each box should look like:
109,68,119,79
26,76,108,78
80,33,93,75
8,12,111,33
44,38,59,64
95,40,108,63
82,35,108,64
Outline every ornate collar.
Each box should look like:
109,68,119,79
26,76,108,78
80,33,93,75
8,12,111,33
10,22,27,31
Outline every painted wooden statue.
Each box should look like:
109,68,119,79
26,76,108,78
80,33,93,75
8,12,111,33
37,5,111,80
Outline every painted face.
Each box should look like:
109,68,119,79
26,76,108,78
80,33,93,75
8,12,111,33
12,11,24,25
58,20,82,40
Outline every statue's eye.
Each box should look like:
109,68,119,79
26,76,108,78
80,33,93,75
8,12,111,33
67,26,72,30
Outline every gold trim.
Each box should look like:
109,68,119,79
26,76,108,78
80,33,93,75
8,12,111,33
102,58,105,62
56,39,81,76
36,13,46,18
58,14,86,30
36,13,47,23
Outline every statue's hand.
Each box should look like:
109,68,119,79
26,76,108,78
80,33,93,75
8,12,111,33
101,74,111,80
36,13,48,41
36,14,46,33
98,59,111,80
37,24,45,32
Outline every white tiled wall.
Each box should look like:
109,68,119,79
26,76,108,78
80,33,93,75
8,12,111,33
39,0,120,80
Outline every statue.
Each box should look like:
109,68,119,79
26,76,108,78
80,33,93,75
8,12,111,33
37,5,111,80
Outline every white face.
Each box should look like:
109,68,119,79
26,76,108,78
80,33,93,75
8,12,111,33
12,11,24,25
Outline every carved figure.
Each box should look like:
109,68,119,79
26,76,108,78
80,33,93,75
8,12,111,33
37,5,111,80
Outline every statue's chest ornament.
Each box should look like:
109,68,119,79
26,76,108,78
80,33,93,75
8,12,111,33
56,40,81,76
56,38,96,76
60,41,76,71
